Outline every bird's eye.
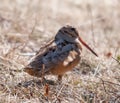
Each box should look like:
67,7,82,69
71,28,75,31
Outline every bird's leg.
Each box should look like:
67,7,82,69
58,75,63,82
40,77,47,84
40,64,47,84
41,64,46,80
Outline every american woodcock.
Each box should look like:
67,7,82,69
24,25,98,81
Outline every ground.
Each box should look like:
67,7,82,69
0,0,120,103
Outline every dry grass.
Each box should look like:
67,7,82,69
0,0,120,103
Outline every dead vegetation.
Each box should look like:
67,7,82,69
0,0,120,103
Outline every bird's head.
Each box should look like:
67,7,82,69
55,25,98,57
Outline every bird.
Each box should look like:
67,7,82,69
24,25,98,82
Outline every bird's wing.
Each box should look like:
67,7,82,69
25,41,79,74
25,39,56,71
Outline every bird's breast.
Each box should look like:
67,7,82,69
50,49,81,75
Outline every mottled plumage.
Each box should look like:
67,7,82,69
24,25,98,81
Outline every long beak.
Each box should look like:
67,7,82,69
78,36,98,57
